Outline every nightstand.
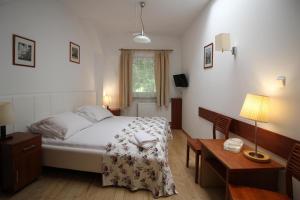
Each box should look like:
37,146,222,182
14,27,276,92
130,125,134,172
108,107,121,116
0,132,42,193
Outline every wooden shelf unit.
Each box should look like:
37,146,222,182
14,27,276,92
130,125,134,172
171,98,182,129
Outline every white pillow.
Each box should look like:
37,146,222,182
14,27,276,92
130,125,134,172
30,112,93,140
76,105,113,122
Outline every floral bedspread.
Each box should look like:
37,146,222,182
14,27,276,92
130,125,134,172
101,117,177,198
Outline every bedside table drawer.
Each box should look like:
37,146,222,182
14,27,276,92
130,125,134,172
12,137,41,156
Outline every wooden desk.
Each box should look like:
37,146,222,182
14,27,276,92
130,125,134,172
199,139,284,199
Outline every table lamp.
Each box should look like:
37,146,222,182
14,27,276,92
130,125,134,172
103,95,112,109
240,93,270,163
0,102,15,140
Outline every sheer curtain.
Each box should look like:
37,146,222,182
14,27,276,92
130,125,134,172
132,51,156,98
119,49,133,109
154,51,170,107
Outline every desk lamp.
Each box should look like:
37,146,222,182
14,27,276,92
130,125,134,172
240,93,270,162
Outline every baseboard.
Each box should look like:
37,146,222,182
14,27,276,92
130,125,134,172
181,129,191,139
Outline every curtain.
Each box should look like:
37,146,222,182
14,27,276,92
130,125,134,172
119,50,133,109
154,51,170,107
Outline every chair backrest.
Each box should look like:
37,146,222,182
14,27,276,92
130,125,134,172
286,143,300,199
213,115,232,139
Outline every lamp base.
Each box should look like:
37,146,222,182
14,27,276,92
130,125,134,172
0,125,13,141
0,135,13,141
243,150,270,163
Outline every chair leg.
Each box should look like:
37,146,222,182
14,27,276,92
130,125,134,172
195,153,200,183
186,145,190,168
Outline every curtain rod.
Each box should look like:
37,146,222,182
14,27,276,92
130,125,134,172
119,48,173,52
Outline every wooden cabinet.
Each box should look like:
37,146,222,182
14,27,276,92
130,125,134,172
1,132,41,193
171,98,182,129
108,107,121,116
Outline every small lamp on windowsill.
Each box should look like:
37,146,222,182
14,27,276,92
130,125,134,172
0,102,15,140
240,93,271,163
103,95,112,109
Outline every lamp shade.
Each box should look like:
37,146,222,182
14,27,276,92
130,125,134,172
0,102,15,125
133,34,151,44
240,94,270,123
103,95,112,107
215,33,231,52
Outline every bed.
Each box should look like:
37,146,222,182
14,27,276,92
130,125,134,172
40,115,176,198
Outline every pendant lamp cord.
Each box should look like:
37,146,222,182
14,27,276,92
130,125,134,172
140,2,145,35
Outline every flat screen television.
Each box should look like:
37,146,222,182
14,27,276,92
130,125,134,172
173,74,188,87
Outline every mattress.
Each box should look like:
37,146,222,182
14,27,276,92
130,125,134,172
42,116,136,172
42,116,135,151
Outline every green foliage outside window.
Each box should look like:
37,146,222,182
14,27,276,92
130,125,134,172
132,57,156,94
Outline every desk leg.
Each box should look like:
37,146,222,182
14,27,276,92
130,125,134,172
186,145,190,168
225,170,230,200
195,153,199,183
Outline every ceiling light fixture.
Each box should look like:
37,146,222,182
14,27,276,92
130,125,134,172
133,2,151,44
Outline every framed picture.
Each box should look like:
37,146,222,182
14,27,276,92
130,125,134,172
69,42,80,64
204,43,213,69
13,34,36,68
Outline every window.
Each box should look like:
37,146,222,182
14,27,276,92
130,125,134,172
132,52,156,98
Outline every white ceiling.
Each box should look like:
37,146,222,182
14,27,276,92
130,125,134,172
62,0,210,36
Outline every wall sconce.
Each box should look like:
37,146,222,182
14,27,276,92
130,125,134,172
276,76,286,88
215,33,237,56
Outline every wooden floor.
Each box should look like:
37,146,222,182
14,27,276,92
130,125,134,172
0,130,224,200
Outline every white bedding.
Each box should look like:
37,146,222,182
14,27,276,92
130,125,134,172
42,116,135,151
41,116,176,197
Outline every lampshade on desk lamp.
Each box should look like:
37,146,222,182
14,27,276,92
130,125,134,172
240,94,270,163
0,102,15,140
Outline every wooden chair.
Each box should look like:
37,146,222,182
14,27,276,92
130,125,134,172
186,115,232,183
229,143,300,200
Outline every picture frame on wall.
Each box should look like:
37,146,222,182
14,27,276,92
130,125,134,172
69,42,80,64
204,43,213,69
13,34,36,68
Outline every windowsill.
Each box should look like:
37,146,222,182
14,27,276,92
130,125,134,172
133,97,156,100
133,92,156,99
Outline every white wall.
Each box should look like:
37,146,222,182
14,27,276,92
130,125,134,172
100,33,182,119
181,0,300,197
182,0,300,140
0,0,103,99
